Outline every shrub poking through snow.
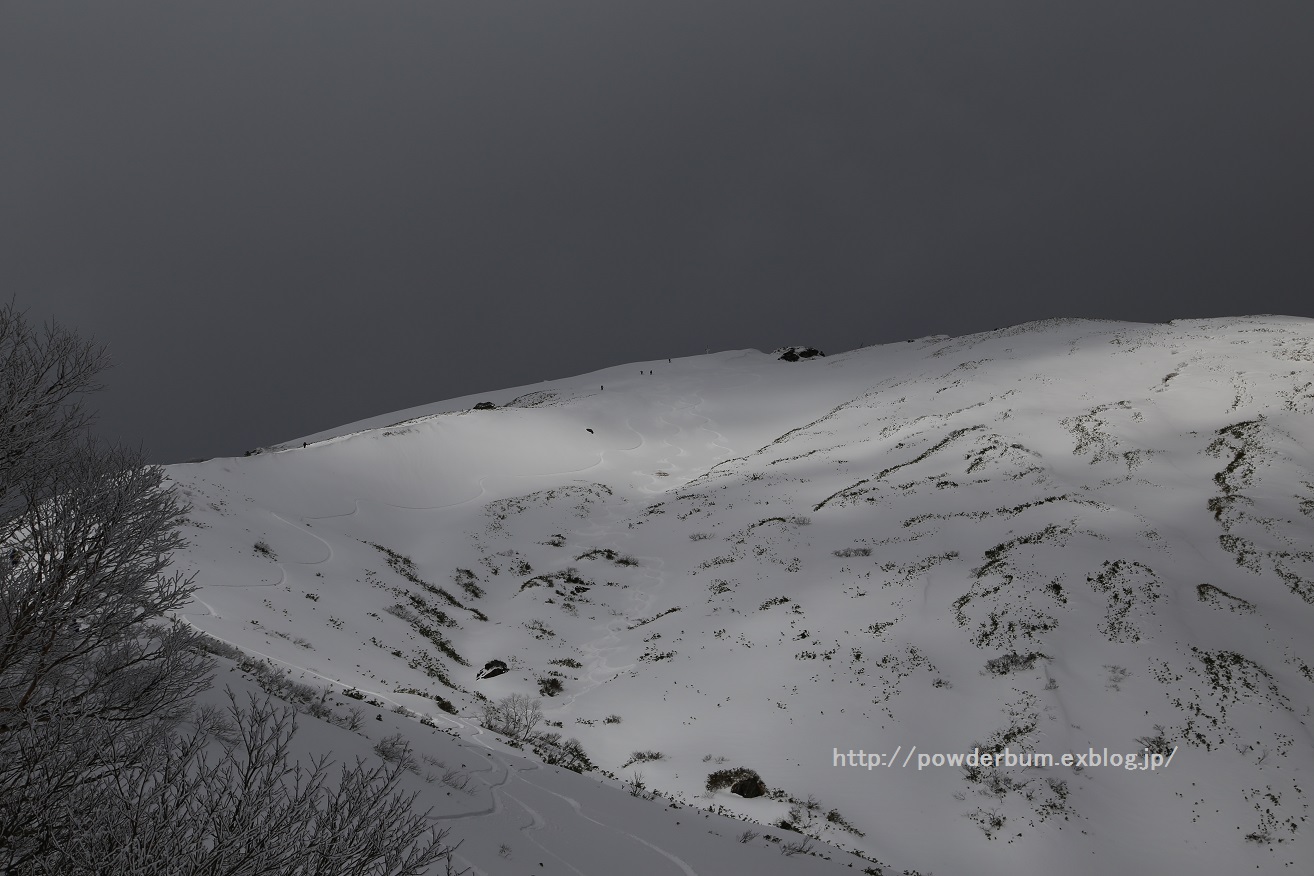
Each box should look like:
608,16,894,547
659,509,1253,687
983,651,1050,676
706,766,766,797
548,657,583,669
833,547,872,558
372,734,420,775
532,733,594,773
480,693,543,744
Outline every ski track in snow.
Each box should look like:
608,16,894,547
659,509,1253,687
448,745,701,876
511,765,701,876
183,563,284,594
187,614,702,876
498,787,591,876
189,596,219,618
305,498,363,521
271,511,334,564
565,617,637,708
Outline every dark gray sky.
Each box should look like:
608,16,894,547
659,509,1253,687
5,1,1312,463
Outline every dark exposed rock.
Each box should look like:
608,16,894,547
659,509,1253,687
473,401,497,410
476,659,508,679
777,346,824,362
730,775,768,798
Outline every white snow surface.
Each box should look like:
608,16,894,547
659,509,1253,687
167,316,1314,875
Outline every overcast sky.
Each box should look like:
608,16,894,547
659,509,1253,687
5,1,1312,463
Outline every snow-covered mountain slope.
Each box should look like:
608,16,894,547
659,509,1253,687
167,316,1314,875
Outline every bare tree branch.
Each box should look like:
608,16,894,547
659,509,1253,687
0,305,464,874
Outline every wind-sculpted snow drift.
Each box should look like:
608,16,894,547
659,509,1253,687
169,317,1314,875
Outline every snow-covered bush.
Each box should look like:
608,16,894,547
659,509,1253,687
705,765,764,794
532,732,594,772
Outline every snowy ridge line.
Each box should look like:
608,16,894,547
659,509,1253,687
167,317,1314,876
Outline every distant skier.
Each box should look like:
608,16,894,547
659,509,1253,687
302,442,307,448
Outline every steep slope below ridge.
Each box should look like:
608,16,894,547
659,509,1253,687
167,316,1314,876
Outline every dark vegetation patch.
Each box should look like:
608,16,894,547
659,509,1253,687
777,346,824,362
576,548,639,566
453,568,485,599
833,547,872,558
706,766,765,795
627,606,681,629
983,651,1050,676
369,542,487,621
518,568,591,592
1196,583,1256,613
